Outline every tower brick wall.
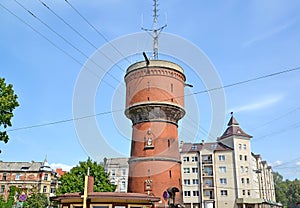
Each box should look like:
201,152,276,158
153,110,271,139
125,60,186,205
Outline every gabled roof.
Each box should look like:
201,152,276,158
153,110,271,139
219,115,252,140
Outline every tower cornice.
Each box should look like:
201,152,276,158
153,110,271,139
125,102,185,126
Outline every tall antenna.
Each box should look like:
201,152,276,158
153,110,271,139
142,0,167,60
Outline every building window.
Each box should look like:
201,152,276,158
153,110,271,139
240,166,244,173
0,185,4,193
191,145,197,150
183,168,190,173
248,190,251,196
192,168,198,173
240,155,243,160
242,190,245,195
204,179,213,187
245,166,249,173
184,191,191,197
220,178,227,185
220,190,228,196
191,156,198,162
218,155,225,161
204,167,213,176
51,188,55,194
244,155,247,161
241,178,244,184
16,173,21,180
193,191,199,196
184,179,190,185
246,178,250,184
192,179,199,185
111,169,116,177
238,144,242,150
121,181,126,191
43,186,47,193
122,169,126,176
183,156,189,162
219,166,226,173
2,173,6,181
44,173,48,181
243,144,247,150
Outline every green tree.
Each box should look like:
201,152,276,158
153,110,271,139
273,172,288,206
56,158,116,194
286,179,300,208
0,78,19,143
23,193,48,208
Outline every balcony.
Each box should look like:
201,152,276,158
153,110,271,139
202,159,213,165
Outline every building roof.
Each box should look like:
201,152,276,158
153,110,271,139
52,191,161,203
180,142,232,153
0,161,44,172
219,115,252,140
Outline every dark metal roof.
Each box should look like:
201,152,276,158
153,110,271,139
219,115,252,140
180,142,233,153
0,161,43,172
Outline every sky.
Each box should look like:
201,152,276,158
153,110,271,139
0,0,300,180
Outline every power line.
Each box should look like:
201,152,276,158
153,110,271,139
38,0,125,73
7,109,122,132
6,65,300,132
14,0,123,86
64,0,131,64
0,2,118,91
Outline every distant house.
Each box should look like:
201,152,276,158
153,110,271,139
0,159,60,200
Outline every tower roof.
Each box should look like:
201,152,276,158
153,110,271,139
219,115,252,140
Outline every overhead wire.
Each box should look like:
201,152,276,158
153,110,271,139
0,1,118,91
13,0,123,88
64,0,131,64
38,0,126,74
3,2,300,144
6,65,300,132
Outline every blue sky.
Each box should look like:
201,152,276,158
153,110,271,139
0,0,300,180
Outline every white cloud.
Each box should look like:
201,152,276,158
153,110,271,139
273,160,283,166
50,163,74,172
229,95,283,113
296,162,300,166
243,18,298,47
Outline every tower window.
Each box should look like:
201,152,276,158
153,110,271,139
171,83,173,92
168,139,170,148
169,170,172,178
147,97,150,101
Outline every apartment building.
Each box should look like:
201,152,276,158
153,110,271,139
180,115,281,208
103,157,128,193
0,159,60,200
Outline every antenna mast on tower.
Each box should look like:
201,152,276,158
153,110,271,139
142,0,167,60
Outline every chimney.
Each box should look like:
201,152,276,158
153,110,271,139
87,176,94,193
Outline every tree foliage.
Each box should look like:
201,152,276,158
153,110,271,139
273,172,300,208
56,158,116,194
0,78,19,143
23,193,49,208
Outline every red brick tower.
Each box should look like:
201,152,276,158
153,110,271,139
125,59,186,204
